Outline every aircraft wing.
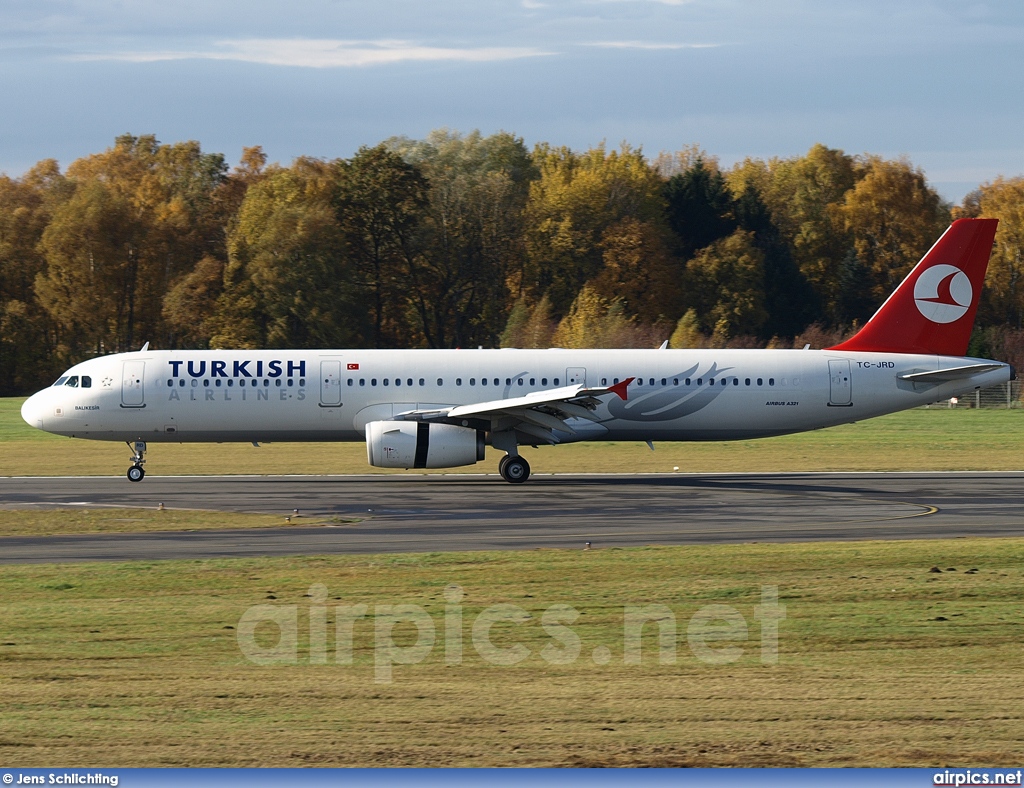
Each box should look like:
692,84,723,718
897,363,1007,383
394,378,634,442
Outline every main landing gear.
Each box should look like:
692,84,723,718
498,454,530,484
126,440,146,482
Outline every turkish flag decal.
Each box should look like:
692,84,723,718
347,363,359,370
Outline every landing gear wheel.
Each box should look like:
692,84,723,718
125,440,147,482
500,456,530,484
498,455,510,477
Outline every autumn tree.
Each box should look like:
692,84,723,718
335,145,427,347
211,157,358,349
523,143,665,316
591,217,680,320
683,230,768,339
0,161,66,392
35,134,228,355
964,177,1024,328
727,145,857,323
388,130,536,347
841,156,950,301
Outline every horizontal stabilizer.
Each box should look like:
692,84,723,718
897,363,1007,383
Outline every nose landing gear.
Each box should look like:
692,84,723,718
126,440,146,482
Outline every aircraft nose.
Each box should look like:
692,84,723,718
21,391,45,431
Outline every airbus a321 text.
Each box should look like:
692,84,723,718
21,218,1013,484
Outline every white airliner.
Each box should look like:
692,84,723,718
20,218,1013,484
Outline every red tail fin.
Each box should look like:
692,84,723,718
828,218,998,356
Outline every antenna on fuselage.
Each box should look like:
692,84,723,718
657,340,668,350
140,342,150,352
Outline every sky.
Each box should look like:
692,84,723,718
1,0,1022,203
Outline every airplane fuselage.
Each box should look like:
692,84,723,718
20,347,1012,445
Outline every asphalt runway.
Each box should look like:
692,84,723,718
2,472,1023,563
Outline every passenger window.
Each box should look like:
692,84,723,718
661,378,666,386
673,378,678,385
613,378,619,384
518,378,524,386
394,378,400,387
65,376,79,387
697,379,702,386
167,379,173,387
733,378,739,386
81,376,91,388
437,378,443,386
360,379,365,386
710,379,715,386
385,378,391,386
179,380,185,387
275,379,281,387
299,379,306,386
287,379,293,387
530,378,535,386
757,378,763,386
601,378,607,385
506,378,511,385
203,379,209,387
217,379,223,387
407,379,413,386
419,379,425,386
371,379,378,386
542,378,548,386
636,379,642,387
685,379,691,385
263,379,269,387
769,378,775,386
457,378,462,386
470,378,475,386
554,378,559,385
482,378,488,386
54,376,68,386
649,378,654,386
745,378,751,386
347,379,353,386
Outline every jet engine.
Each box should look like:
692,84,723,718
366,420,485,469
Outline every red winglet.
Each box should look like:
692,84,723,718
608,377,634,401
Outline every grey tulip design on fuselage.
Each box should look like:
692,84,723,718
604,363,732,422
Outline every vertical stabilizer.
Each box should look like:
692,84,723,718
828,218,998,356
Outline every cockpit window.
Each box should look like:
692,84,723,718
81,376,92,388
53,376,68,386
65,376,79,387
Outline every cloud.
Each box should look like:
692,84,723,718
70,38,554,68
586,40,721,50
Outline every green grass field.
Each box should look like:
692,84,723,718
2,538,1023,766
4,397,1024,767
3,397,1024,477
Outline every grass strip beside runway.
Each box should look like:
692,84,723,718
1,538,1023,766
3,397,1024,476
0,508,308,537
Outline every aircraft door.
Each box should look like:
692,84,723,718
828,359,852,406
121,361,145,407
566,367,586,386
320,360,342,407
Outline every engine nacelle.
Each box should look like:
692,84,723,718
366,421,485,469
